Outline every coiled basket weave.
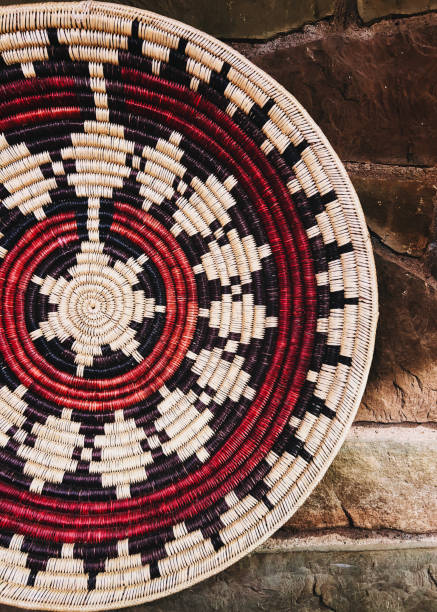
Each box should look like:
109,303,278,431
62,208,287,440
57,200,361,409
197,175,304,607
0,2,378,610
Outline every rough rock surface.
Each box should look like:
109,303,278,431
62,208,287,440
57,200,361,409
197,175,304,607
288,425,437,532
358,249,437,422
233,14,437,166
347,163,436,256
358,0,437,22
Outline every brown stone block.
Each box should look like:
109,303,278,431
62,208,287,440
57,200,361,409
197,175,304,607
358,0,437,23
288,426,437,532
233,14,437,165
358,250,437,422
347,163,436,256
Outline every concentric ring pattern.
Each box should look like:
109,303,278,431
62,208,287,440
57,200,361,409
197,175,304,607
0,3,378,610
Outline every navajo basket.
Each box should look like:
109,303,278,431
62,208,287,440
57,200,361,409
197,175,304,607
0,2,377,609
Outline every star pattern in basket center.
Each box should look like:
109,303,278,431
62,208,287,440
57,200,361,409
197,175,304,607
30,237,158,377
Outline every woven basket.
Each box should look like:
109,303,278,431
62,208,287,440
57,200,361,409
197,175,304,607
0,2,378,610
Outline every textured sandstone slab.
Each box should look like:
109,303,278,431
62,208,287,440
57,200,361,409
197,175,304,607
347,163,436,256
0,0,336,39
233,13,437,166
288,425,437,532
358,0,437,22
358,250,437,422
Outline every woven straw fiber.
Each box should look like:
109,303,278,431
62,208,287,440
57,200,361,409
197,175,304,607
0,2,378,609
